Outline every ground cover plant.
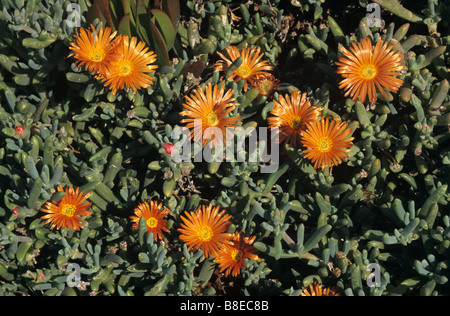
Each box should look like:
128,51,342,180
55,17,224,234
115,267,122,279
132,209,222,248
0,0,449,296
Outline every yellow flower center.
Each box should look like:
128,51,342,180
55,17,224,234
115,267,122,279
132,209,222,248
197,226,214,242
231,249,244,262
361,64,377,80
290,116,303,130
117,59,133,77
317,136,333,153
205,111,220,127
235,65,251,78
146,217,158,229
61,204,77,217
88,48,106,62
258,81,275,96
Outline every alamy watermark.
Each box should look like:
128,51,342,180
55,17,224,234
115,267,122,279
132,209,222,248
366,3,382,28
366,263,381,287
169,122,280,174
66,3,81,28
66,262,81,288
64,261,382,288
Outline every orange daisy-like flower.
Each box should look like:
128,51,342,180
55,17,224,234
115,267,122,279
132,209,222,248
336,37,405,104
267,90,322,147
215,232,261,277
130,201,170,241
180,82,242,148
68,25,121,77
301,117,354,171
40,185,92,231
214,45,274,91
178,203,232,258
301,282,341,296
100,35,158,95
252,74,280,98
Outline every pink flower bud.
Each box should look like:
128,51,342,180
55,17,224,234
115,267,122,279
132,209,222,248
15,125,26,136
163,143,175,155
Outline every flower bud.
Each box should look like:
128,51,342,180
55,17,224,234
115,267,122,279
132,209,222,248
163,143,175,155
15,125,26,138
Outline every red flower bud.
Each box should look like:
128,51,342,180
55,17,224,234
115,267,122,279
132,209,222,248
15,125,26,136
163,143,175,155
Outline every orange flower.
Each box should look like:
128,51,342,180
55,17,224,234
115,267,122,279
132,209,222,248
68,25,121,77
336,37,405,104
215,232,261,277
178,203,232,258
130,201,170,241
252,74,280,98
40,185,92,231
214,45,274,91
100,35,158,95
301,117,354,171
301,282,341,296
180,82,242,148
267,90,322,147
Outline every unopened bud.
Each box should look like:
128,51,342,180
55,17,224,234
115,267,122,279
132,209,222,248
15,125,26,137
163,143,175,155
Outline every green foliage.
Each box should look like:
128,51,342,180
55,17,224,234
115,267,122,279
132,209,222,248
87,0,180,66
0,0,449,297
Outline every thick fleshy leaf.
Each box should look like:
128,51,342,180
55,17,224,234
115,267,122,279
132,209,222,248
109,0,125,24
118,0,135,31
147,19,170,67
118,14,132,38
99,0,116,30
161,0,180,26
150,9,176,50
135,0,149,42
87,3,107,26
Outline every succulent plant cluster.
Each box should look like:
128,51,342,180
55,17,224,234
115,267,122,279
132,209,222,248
0,0,449,297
